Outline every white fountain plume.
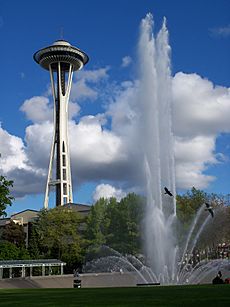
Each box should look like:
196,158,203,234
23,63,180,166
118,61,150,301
82,13,230,286
137,13,177,281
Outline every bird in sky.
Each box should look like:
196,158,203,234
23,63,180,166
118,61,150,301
205,202,214,218
164,187,173,197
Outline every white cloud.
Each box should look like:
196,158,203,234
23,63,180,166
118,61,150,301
0,125,27,173
172,72,230,189
69,101,81,119
210,25,230,37
77,67,109,82
93,183,126,201
70,115,123,164
69,115,129,184
20,96,52,123
176,163,215,190
70,67,109,102
0,125,45,197
172,72,230,137
24,122,52,170
107,80,139,135
174,136,217,189
71,79,98,101
20,96,80,124
2,66,230,198
121,56,132,68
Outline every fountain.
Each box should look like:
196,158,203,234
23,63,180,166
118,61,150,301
137,13,177,282
82,13,230,285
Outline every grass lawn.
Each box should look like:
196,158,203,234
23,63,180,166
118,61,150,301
0,285,230,306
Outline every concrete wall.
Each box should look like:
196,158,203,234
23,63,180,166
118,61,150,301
0,270,222,289
80,272,137,288
0,272,137,289
0,275,73,289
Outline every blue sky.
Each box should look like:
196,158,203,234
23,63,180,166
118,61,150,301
0,0,230,215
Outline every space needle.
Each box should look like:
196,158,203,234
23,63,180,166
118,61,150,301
34,40,89,208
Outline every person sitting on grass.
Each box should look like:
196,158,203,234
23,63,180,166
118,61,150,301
212,271,224,284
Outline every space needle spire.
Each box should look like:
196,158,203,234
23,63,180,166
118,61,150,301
34,40,89,208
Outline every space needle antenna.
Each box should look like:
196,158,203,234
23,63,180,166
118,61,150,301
60,27,64,40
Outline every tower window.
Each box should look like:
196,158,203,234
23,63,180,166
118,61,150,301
63,183,67,195
62,155,66,166
63,169,67,180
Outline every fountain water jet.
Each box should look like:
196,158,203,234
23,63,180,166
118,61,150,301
137,13,177,282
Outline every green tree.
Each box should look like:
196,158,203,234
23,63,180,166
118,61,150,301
35,207,85,271
28,224,40,259
85,198,109,246
176,187,207,224
2,221,26,247
85,193,145,255
0,241,30,260
0,175,14,217
176,188,230,251
196,201,230,249
105,193,145,254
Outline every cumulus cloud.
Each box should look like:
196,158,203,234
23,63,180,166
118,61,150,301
172,72,230,189
0,125,27,173
24,122,52,170
121,56,132,68
2,65,230,198
20,95,80,124
0,125,45,197
69,115,130,184
20,96,52,123
174,136,217,188
107,80,139,135
70,67,109,102
172,72,230,137
69,101,81,119
70,115,123,164
93,183,126,201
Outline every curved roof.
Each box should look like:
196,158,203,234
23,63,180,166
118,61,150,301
33,40,89,71
53,40,71,46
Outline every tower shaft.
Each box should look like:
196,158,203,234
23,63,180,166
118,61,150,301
44,62,73,208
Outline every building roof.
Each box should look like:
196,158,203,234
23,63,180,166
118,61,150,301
11,209,39,216
0,259,66,268
11,209,39,225
0,218,10,227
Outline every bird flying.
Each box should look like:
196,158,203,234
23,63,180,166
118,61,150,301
205,202,214,218
164,187,173,197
